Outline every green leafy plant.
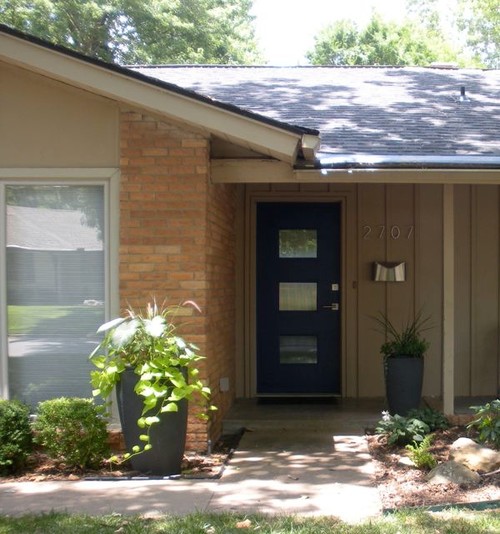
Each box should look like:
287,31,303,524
375,411,430,445
33,397,109,469
373,311,431,360
0,400,33,475
90,300,215,462
405,434,437,470
467,398,500,449
406,407,449,431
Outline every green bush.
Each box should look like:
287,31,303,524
405,434,437,470
0,399,33,475
406,407,449,431
467,398,500,449
34,398,110,469
375,411,430,445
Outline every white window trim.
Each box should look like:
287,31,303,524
0,168,120,400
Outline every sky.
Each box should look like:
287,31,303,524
250,0,415,65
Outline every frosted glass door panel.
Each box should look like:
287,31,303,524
279,283,317,311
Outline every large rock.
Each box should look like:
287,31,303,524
426,460,481,486
449,437,500,472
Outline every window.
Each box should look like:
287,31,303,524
0,177,114,408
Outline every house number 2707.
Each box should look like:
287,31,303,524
362,225,414,240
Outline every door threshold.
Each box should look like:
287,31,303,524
257,393,341,397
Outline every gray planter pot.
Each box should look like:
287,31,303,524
116,368,188,476
385,356,424,416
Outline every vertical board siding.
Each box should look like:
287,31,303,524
357,185,387,397
471,186,499,395
386,185,415,326
416,185,443,396
454,186,472,395
245,182,500,401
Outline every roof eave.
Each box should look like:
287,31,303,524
0,25,319,164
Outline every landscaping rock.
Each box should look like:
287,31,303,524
449,437,500,472
426,461,481,486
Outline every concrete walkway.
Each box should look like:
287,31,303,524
0,400,384,523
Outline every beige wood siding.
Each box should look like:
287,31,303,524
244,182,500,399
1,63,119,167
471,186,499,395
416,185,443,396
454,186,472,394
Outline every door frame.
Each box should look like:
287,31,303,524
244,191,350,398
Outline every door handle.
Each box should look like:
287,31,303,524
322,303,339,311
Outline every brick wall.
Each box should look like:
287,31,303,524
120,110,236,450
204,181,237,443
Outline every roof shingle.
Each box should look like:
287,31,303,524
133,65,500,159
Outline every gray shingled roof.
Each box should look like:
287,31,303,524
132,66,500,161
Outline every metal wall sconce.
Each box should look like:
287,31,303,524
373,261,406,282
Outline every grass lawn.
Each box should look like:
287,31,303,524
7,305,104,335
0,510,498,533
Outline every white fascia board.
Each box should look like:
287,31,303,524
0,32,306,164
301,134,321,161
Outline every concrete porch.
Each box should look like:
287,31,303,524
221,396,497,437
222,398,386,436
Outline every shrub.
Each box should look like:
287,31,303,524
0,399,33,475
467,398,500,449
375,411,430,446
34,398,109,469
407,407,449,432
405,434,437,470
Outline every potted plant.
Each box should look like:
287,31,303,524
374,311,431,416
89,300,214,476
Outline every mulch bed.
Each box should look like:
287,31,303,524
366,426,500,509
0,430,242,482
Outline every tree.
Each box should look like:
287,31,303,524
0,0,262,64
306,13,463,66
405,0,442,32
458,0,499,68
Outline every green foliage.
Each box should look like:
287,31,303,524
376,411,430,445
33,397,109,469
0,399,33,475
407,407,450,431
306,13,464,66
376,406,448,453
90,300,215,462
458,0,500,68
467,398,500,449
374,311,431,360
0,0,262,65
405,434,437,470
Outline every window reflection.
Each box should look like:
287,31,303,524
279,230,317,258
280,336,318,364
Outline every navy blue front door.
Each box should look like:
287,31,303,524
256,203,341,395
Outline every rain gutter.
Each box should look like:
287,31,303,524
296,155,500,171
